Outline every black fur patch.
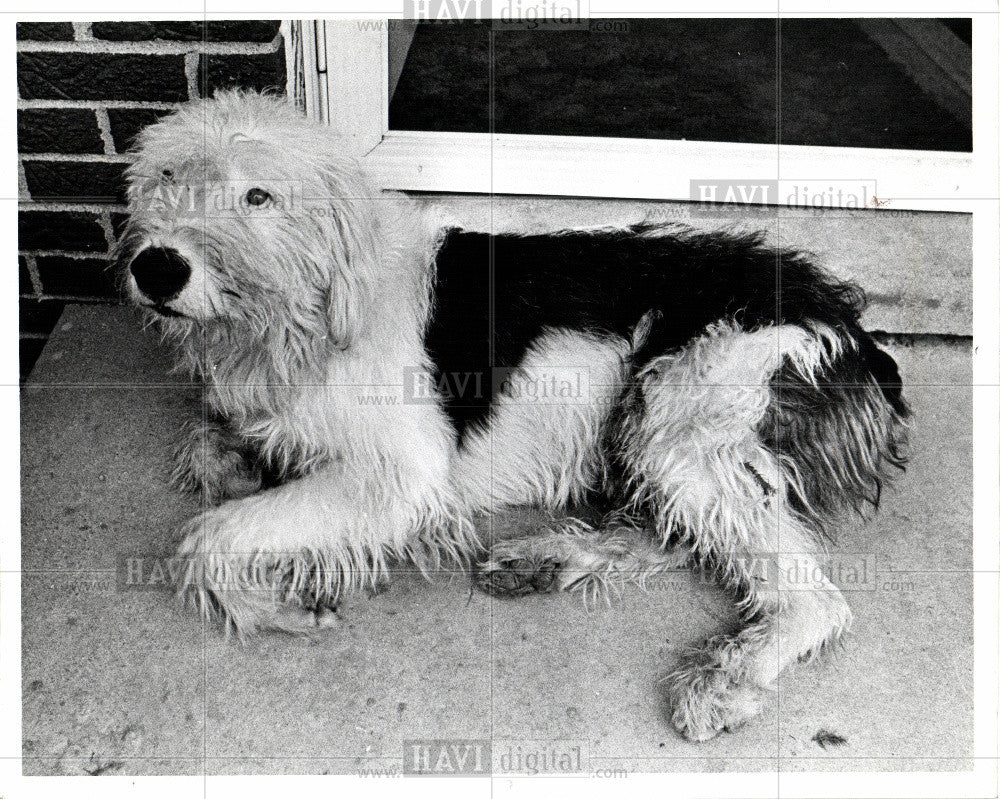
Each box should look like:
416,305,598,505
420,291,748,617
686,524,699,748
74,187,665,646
759,339,909,535
425,223,892,443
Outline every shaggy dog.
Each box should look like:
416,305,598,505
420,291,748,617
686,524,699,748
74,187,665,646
115,90,909,742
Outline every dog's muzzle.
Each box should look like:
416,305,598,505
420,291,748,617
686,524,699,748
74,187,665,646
130,247,191,303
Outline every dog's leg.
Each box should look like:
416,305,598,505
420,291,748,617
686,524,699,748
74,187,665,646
474,513,690,601
174,455,472,637
662,511,851,742
171,417,264,504
619,322,854,741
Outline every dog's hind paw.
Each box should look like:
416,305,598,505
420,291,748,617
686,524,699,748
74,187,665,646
473,555,561,597
664,655,765,742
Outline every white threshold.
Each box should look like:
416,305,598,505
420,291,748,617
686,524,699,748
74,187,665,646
362,131,973,213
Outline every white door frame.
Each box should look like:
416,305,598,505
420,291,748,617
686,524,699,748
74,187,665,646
285,19,974,212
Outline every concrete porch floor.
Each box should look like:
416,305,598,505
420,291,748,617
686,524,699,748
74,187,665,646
20,304,972,776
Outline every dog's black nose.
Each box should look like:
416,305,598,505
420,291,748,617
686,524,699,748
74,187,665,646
129,247,190,302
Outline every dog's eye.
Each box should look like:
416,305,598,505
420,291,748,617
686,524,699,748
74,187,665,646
245,188,271,207
161,169,174,182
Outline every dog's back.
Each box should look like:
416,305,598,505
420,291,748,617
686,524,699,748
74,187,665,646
426,224,908,503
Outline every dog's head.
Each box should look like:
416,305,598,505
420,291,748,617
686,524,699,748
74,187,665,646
116,90,376,357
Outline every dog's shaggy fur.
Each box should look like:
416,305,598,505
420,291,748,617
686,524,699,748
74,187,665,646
116,91,909,742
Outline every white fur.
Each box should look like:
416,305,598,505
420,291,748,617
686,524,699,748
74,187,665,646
454,329,630,510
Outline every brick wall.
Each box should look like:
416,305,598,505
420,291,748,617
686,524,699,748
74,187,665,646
17,20,287,380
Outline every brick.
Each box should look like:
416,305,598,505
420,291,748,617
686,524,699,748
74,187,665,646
88,22,157,40
20,256,34,295
20,298,66,335
19,210,108,253
18,52,188,102
22,160,127,204
199,49,286,96
16,22,74,41
107,109,169,152
20,337,48,382
191,21,282,42
35,256,117,298
18,109,104,155
92,20,281,42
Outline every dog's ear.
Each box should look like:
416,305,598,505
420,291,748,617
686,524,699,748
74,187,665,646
313,152,380,351
326,258,361,351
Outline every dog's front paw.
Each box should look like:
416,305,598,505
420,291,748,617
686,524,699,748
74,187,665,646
171,419,263,504
664,648,765,742
174,507,255,633
174,503,342,638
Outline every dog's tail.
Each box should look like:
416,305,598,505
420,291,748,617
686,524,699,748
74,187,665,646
759,329,910,537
